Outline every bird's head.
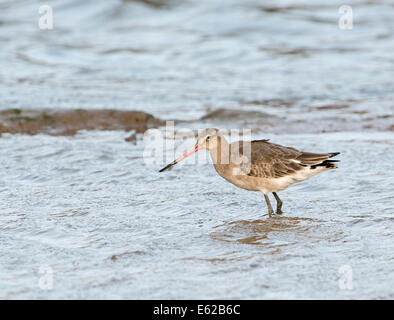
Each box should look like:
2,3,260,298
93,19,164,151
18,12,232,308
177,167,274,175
195,128,221,151
159,128,220,172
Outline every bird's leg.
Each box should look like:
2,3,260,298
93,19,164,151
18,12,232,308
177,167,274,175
272,192,283,215
263,194,274,218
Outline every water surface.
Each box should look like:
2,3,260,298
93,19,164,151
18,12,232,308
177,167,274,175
0,0,393,299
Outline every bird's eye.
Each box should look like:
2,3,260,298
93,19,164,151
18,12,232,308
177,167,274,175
206,136,211,140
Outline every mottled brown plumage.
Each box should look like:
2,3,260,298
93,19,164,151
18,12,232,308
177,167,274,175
245,139,338,179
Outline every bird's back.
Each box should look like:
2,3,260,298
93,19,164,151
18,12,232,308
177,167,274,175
230,139,339,186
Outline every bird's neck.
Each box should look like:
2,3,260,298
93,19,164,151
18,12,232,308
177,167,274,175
209,136,231,170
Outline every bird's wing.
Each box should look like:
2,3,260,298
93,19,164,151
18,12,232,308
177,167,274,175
242,140,303,178
235,140,340,178
234,140,339,178
294,152,338,165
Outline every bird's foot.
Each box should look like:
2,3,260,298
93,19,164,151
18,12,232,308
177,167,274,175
276,203,283,215
267,209,274,218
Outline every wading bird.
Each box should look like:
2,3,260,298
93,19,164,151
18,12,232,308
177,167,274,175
159,129,340,217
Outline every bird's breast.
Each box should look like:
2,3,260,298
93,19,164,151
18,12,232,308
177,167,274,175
213,163,261,191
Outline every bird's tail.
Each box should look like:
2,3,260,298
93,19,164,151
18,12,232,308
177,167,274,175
310,152,340,169
310,160,339,169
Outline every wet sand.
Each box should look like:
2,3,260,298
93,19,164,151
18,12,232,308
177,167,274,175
1,101,392,138
0,109,162,136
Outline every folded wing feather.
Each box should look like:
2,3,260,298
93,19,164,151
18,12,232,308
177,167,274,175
238,140,335,178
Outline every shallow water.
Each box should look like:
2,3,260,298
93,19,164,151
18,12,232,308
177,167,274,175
1,131,393,299
1,0,394,124
0,0,394,299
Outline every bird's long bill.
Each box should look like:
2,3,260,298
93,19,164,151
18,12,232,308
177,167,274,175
159,144,199,172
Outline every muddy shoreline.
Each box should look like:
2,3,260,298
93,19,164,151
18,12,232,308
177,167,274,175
0,107,392,137
0,109,163,136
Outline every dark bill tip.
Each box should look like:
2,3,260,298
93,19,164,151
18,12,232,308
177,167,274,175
159,162,175,172
158,144,199,173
